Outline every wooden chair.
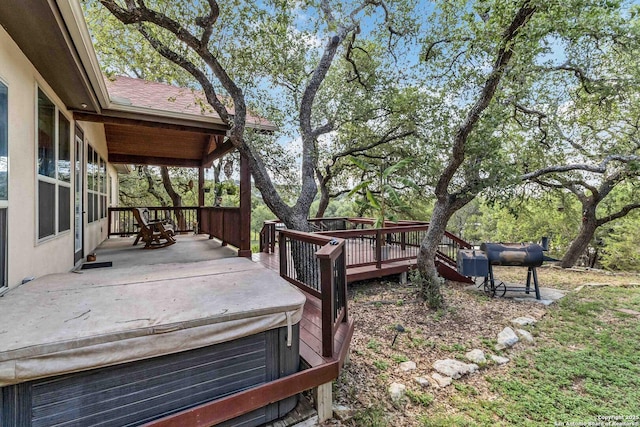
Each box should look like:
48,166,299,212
132,208,176,249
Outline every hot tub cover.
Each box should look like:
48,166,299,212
0,258,306,386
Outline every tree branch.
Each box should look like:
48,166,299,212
597,203,640,226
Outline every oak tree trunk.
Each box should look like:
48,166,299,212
561,203,598,268
416,199,455,307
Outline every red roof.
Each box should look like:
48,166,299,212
104,75,273,130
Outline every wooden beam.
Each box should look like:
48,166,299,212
201,139,235,167
74,111,228,134
201,135,217,158
142,362,339,427
108,153,200,168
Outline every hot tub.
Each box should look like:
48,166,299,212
0,258,306,426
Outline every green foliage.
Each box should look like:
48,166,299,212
406,389,434,407
391,354,408,363
373,360,388,370
599,212,640,271
366,339,382,353
352,405,389,427
348,157,418,228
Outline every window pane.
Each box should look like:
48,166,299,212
59,186,71,232
101,195,106,219
0,209,7,288
93,149,98,192
0,83,7,201
58,113,71,182
100,157,106,194
93,193,99,222
37,89,55,178
87,145,94,191
0,208,6,287
38,180,55,238
88,192,94,223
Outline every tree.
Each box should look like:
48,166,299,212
519,5,640,267
412,0,638,306
414,0,539,306
93,0,405,233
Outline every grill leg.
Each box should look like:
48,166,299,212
525,267,532,294
488,265,496,297
532,267,541,300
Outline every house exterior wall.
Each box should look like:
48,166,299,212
0,27,109,289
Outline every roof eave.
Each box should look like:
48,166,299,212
56,0,110,111
105,103,278,133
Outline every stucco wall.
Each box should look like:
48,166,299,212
0,27,108,288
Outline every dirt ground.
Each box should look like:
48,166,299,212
322,265,640,426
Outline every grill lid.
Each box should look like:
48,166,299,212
479,243,544,267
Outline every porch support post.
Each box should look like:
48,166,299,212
197,167,205,234
198,167,205,207
238,153,252,258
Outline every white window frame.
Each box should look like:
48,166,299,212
35,85,72,243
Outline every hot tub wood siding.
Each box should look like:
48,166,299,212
1,326,299,427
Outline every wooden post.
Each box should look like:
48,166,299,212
376,230,382,269
197,167,205,234
278,232,287,278
238,154,252,258
107,208,112,238
319,255,334,357
314,382,333,423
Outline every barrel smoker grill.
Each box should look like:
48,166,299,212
458,242,547,300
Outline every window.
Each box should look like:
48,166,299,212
0,82,7,201
0,82,7,288
87,144,107,223
37,88,71,240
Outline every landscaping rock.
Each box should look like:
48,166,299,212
333,404,355,422
433,359,479,379
430,373,452,388
399,361,417,372
388,382,406,403
414,376,431,388
512,316,537,326
465,349,486,364
517,329,534,343
490,355,510,365
496,327,519,350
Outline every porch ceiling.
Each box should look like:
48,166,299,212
75,112,234,168
105,125,232,168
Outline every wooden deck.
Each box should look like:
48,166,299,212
298,288,354,368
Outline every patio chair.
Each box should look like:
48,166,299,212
132,208,176,249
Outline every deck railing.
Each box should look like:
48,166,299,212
278,229,348,357
108,206,242,248
259,218,472,272
199,207,242,248
320,224,471,270
108,207,199,236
